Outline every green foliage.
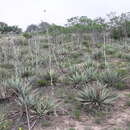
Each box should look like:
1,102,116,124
36,79,49,87
48,24,66,35
99,70,124,89
68,65,97,87
68,71,87,86
127,122,130,127
76,82,117,109
115,68,128,76
0,64,14,69
110,27,124,40
82,40,90,48
0,69,11,79
127,101,130,106
7,78,35,107
21,71,33,78
68,128,76,130
32,97,58,117
92,49,104,60
0,113,12,130
0,120,12,130
122,54,130,61
105,45,117,55
43,44,49,48
7,77,58,117
40,120,51,127
96,43,103,48
23,32,32,39
127,93,130,98
0,23,22,34
72,109,81,120
44,70,58,84
84,57,97,68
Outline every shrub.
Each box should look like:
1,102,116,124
0,64,14,69
21,71,33,78
83,58,97,68
123,54,130,61
82,40,90,48
92,49,104,60
23,32,32,39
68,66,97,87
0,69,11,79
71,109,81,120
36,79,49,87
127,101,130,106
98,70,124,89
32,97,58,117
7,77,58,118
43,44,49,48
105,45,117,55
68,71,88,87
96,43,103,48
44,70,58,84
76,82,117,109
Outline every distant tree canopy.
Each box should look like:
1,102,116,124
38,22,50,32
26,24,39,32
0,22,22,34
24,12,130,40
48,12,130,40
26,21,50,33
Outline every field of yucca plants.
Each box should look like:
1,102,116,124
0,32,130,130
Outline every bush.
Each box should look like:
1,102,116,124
68,71,88,87
32,97,58,117
23,32,32,39
98,70,125,89
96,43,103,48
0,64,14,69
92,49,104,60
36,79,49,87
68,65,97,87
7,77,58,118
105,46,117,55
44,70,58,84
82,40,90,48
35,70,58,87
21,71,33,78
76,82,117,109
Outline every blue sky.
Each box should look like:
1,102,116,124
0,0,129,30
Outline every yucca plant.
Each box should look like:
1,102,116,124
68,65,97,87
98,70,124,89
7,77,58,129
84,66,97,81
68,65,80,75
83,58,96,68
76,82,117,109
69,71,87,86
7,77,36,130
92,49,104,60
31,97,58,117
7,78,31,97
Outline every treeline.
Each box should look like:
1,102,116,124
1,12,130,40
25,12,130,40
0,22,22,34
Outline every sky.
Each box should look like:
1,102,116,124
0,0,130,30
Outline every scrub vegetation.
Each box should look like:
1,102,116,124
0,12,130,130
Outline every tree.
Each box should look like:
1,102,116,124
0,22,22,34
26,24,39,32
38,21,50,32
